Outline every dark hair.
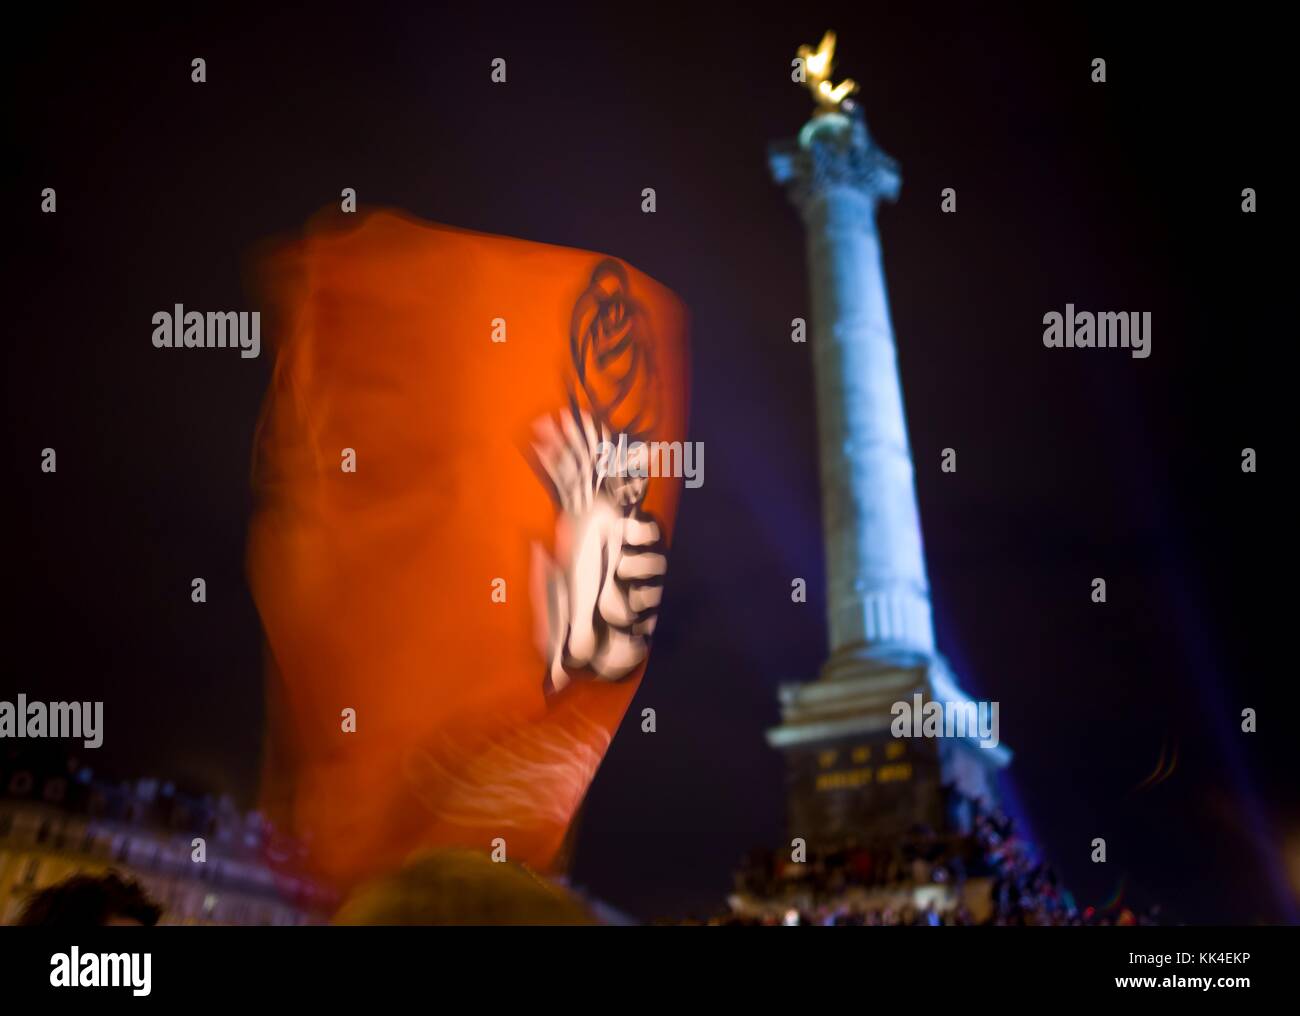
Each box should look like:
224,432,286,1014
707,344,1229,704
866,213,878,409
17,871,162,927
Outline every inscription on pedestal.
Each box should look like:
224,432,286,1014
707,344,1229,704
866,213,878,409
785,733,946,846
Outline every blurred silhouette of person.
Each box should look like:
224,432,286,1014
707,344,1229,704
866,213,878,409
332,848,595,926
18,871,161,927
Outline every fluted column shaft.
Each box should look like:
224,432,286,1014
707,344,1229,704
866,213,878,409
771,111,934,662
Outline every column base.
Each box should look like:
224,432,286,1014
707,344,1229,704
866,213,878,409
767,655,1010,846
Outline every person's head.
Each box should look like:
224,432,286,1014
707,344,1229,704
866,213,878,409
332,848,595,925
17,871,162,927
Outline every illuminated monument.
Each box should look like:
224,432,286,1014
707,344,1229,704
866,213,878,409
767,33,1010,845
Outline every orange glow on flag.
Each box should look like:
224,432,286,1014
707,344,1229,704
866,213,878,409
247,210,688,890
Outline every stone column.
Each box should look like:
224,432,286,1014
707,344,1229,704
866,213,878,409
770,108,934,670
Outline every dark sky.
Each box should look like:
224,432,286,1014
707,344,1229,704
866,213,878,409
6,4,1291,923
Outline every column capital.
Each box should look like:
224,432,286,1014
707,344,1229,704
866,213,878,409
769,108,900,215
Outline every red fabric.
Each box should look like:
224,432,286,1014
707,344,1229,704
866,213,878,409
247,209,688,889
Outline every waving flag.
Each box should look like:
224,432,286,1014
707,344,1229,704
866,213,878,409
247,210,689,889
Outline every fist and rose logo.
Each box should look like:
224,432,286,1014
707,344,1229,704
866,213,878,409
529,261,668,694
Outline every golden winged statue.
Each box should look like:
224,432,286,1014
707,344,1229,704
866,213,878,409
797,30,858,112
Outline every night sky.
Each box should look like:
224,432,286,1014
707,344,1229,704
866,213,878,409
7,4,1291,923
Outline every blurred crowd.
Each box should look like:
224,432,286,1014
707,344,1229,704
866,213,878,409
14,792,1159,927
698,804,1160,927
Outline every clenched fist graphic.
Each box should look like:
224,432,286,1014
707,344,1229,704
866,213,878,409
530,408,666,694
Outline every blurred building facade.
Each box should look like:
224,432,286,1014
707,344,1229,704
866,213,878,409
0,751,335,925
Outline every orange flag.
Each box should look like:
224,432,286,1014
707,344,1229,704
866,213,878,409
247,210,689,890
